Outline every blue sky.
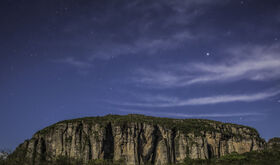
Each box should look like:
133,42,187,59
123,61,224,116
0,0,280,150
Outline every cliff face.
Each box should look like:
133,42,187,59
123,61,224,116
267,137,280,149
12,115,265,165
0,152,8,160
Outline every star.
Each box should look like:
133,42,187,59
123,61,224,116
206,52,210,56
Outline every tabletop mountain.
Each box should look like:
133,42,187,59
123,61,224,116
8,114,266,165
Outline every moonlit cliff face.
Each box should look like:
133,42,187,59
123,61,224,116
11,115,266,165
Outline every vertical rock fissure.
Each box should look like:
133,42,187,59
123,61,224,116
207,144,212,159
151,125,160,164
24,141,30,158
103,122,114,160
88,136,92,160
78,123,83,153
61,123,68,155
250,139,254,151
87,125,93,161
137,123,143,165
40,138,47,162
32,139,39,165
171,128,177,163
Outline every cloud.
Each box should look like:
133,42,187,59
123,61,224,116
118,108,264,118
89,31,194,60
133,44,280,88
114,90,280,107
183,91,280,105
54,57,92,68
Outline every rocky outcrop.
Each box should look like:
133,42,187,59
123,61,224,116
0,151,9,160
11,114,266,165
267,137,280,149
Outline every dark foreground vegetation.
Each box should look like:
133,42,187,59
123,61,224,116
179,146,280,165
1,144,280,165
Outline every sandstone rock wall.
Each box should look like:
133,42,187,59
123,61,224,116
11,115,265,165
267,137,280,149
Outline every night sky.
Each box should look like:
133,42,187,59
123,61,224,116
1,0,280,150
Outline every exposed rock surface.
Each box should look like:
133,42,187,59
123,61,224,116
0,151,9,160
268,137,280,149
11,114,265,165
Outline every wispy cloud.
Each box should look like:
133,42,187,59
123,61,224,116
183,90,280,105
54,57,92,68
114,90,280,107
133,45,280,88
89,31,194,60
118,108,264,118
